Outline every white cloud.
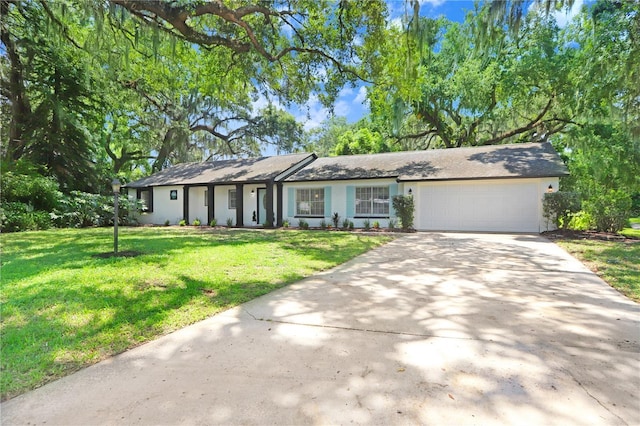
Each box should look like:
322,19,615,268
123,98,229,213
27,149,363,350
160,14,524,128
420,0,446,7
338,87,354,98
354,86,367,104
528,0,583,28
334,100,350,117
251,93,286,114
389,16,404,30
294,94,329,131
552,0,583,28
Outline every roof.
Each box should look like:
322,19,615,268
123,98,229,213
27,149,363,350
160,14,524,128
125,153,315,188
285,142,568,182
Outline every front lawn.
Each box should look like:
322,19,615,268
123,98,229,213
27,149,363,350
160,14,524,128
555,238,639,303
0,227,392,400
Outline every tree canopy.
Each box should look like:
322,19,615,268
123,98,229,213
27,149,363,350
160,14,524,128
1,0,637,230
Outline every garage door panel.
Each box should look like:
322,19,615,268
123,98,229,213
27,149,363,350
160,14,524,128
418,181,540,232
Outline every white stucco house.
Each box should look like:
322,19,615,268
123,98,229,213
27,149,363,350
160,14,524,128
125,142,568,233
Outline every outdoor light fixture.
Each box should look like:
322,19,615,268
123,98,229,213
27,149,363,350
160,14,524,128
547,184,554,193
251,189,255,196
408,188,413,195
111,178,121,254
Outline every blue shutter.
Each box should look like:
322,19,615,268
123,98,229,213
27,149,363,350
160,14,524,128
346,186,355,218
324,186,332,217
287,187,295,217
389,183,399,217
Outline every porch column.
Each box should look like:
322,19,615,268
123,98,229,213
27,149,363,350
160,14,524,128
207,184,215,225
276,182,283,227
235,183,244,227
183,186,189,223
266,181,274,227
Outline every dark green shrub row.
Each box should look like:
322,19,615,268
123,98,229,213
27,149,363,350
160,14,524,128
1,172,141,232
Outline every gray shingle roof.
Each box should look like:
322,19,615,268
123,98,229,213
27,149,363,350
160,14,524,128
125,153,315,188
285,143,568,182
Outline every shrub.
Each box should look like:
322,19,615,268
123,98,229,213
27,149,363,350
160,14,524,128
567,211,593,231
392,195,415,230
342,218,350,229
0,202,51,232
1,172,60,211
542,191,581,230
348,220,354,230
372,220,380,229
179,219,187,226
164,219,171,226
583,189,632,233
192,218,201,226
210,218,217,227
298,218,309,229
363,219,370,230
320,219,327,229
388,218,397,230
332,212,340,228
51,192,139,229
282,220,290,228
226,217,233,227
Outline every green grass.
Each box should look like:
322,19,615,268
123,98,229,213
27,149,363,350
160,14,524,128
555,238,639,303
620,217,640,239
0,227,392,400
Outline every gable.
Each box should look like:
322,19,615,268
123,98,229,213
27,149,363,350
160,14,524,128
125,153,315,188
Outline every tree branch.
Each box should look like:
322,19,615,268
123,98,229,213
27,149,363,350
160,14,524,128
480,95,555,145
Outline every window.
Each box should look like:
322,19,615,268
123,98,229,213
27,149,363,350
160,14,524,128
137,188,153,212
204,190,208,206
296,188,324,216
170,190,178,200
355,186,389,217
228,189,236,209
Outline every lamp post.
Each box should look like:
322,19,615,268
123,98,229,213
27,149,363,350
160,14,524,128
111,178,121,254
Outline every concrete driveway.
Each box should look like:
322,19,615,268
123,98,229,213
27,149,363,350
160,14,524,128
2,233,639,425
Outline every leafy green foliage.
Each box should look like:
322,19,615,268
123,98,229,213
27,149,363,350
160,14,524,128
0,172,60,211
542,191,581,229
583,189,632,233
567,211,594,231
0,203,51,232
392,195,415,231
334,128,394,155
51,192,139,229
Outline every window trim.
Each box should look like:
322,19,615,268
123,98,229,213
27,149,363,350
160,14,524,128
295,188,325,217
354,185,390,218
228,189,236,209
136,188,153,213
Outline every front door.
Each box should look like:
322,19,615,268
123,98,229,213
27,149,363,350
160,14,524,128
257,188,267,225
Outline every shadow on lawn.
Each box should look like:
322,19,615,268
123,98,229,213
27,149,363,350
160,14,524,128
1,228,387,400
3,232,638,424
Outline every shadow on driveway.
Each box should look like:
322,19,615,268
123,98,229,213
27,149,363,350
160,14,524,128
2,233,638,425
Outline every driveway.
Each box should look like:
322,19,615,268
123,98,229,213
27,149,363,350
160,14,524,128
2,233,639,425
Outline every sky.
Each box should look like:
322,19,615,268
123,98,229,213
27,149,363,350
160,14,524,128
273,0,585,136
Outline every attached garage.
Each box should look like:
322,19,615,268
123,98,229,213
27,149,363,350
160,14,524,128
416,178,550,232
129,142,569,233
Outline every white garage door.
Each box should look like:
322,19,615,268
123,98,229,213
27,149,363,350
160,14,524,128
417,180,541,232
